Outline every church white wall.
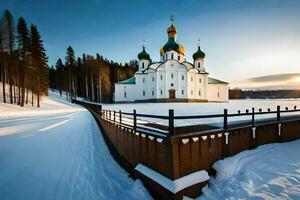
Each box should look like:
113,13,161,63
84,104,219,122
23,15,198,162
194,59,205,72
114,84,136,102
135,73,149,100
207,84,229,102
161,50,185,63
138,59,150,72
147,70,157,99
187,70,196,99
195,73,207,100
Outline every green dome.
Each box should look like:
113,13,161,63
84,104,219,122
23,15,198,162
138,47,150,60
193,46,206,60
163,37,180,53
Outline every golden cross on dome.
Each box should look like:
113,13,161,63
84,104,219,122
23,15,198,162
198,39,201,47
170,14,175,23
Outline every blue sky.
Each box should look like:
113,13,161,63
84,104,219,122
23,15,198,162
1,0,300,85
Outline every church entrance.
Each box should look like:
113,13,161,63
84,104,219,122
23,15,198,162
169,89,176,99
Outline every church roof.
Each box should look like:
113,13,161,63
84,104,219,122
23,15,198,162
138,47,150,60
116,77,136,84
193,46,206,60
208,77,228,84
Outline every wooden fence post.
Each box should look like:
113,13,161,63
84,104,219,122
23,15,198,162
277,106,280,122
99,105,102,117
119,110,122,124
224,109,228,130
252,107,255,126
169,109,174,136
133,109,137,132
114,111,116,123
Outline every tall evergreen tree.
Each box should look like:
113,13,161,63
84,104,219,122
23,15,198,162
0,20,6,103
2,10,15,104
30,24,48,107
65,46,75,100
55,58,64,96
17,17,30,107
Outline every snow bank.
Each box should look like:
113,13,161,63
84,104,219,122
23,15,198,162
136,164,209,193
198,139,300,200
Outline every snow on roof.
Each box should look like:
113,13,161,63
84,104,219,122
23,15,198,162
181,62,194,70
149,62,161,70
135,164,209,193
116,77,136,84
208,77,228,84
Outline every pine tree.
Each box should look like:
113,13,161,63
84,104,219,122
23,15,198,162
55,58,64,96
17,17,30,107
0,20,6,103
2,10,15,104
65,46,75,100
30,24,48,107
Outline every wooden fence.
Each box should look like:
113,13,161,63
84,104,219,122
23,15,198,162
74,99,300,199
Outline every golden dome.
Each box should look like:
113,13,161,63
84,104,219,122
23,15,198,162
167,24,177,38
178,45,185,55
160,47,164,56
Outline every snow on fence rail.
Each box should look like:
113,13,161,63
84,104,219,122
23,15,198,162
73,99,300,199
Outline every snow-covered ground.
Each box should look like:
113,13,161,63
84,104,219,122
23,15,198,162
103,99,300,127
198,139,300,200
0,93,151,200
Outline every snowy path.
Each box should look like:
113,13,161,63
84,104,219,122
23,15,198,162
198,139,300,200
0,95,151,200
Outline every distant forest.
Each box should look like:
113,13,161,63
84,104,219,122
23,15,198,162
49,47,138,103
230,88,300,99
0,10,48,107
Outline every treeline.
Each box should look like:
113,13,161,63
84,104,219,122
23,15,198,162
229,88,300,99
0,10,48,107
49,46,137,103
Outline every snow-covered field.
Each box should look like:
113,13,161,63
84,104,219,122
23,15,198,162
0,93,151,200
198,139,300,200
103,99,300,127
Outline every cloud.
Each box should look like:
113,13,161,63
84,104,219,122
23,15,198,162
231,73,300,90
247,73,300,83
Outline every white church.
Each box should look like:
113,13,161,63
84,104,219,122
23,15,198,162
114,22,229,103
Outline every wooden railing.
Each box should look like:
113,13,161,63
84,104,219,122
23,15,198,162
98,104,300,136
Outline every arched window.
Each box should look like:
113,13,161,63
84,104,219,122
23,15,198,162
160,90,163,95
199,78,201,83
191,90,193,95
182,75,184,80
171,53,174,59
152,77,154,82
142,78,145,83
160,75,163,80
142,62,144,68
124,91,127,98
218,92,220,98
171,74,173,79
178,55,180,60
152,90,154,96
182,90,184,95
191,77,193,82
199,90,201,96
198,62,200,68
143,91,145,96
